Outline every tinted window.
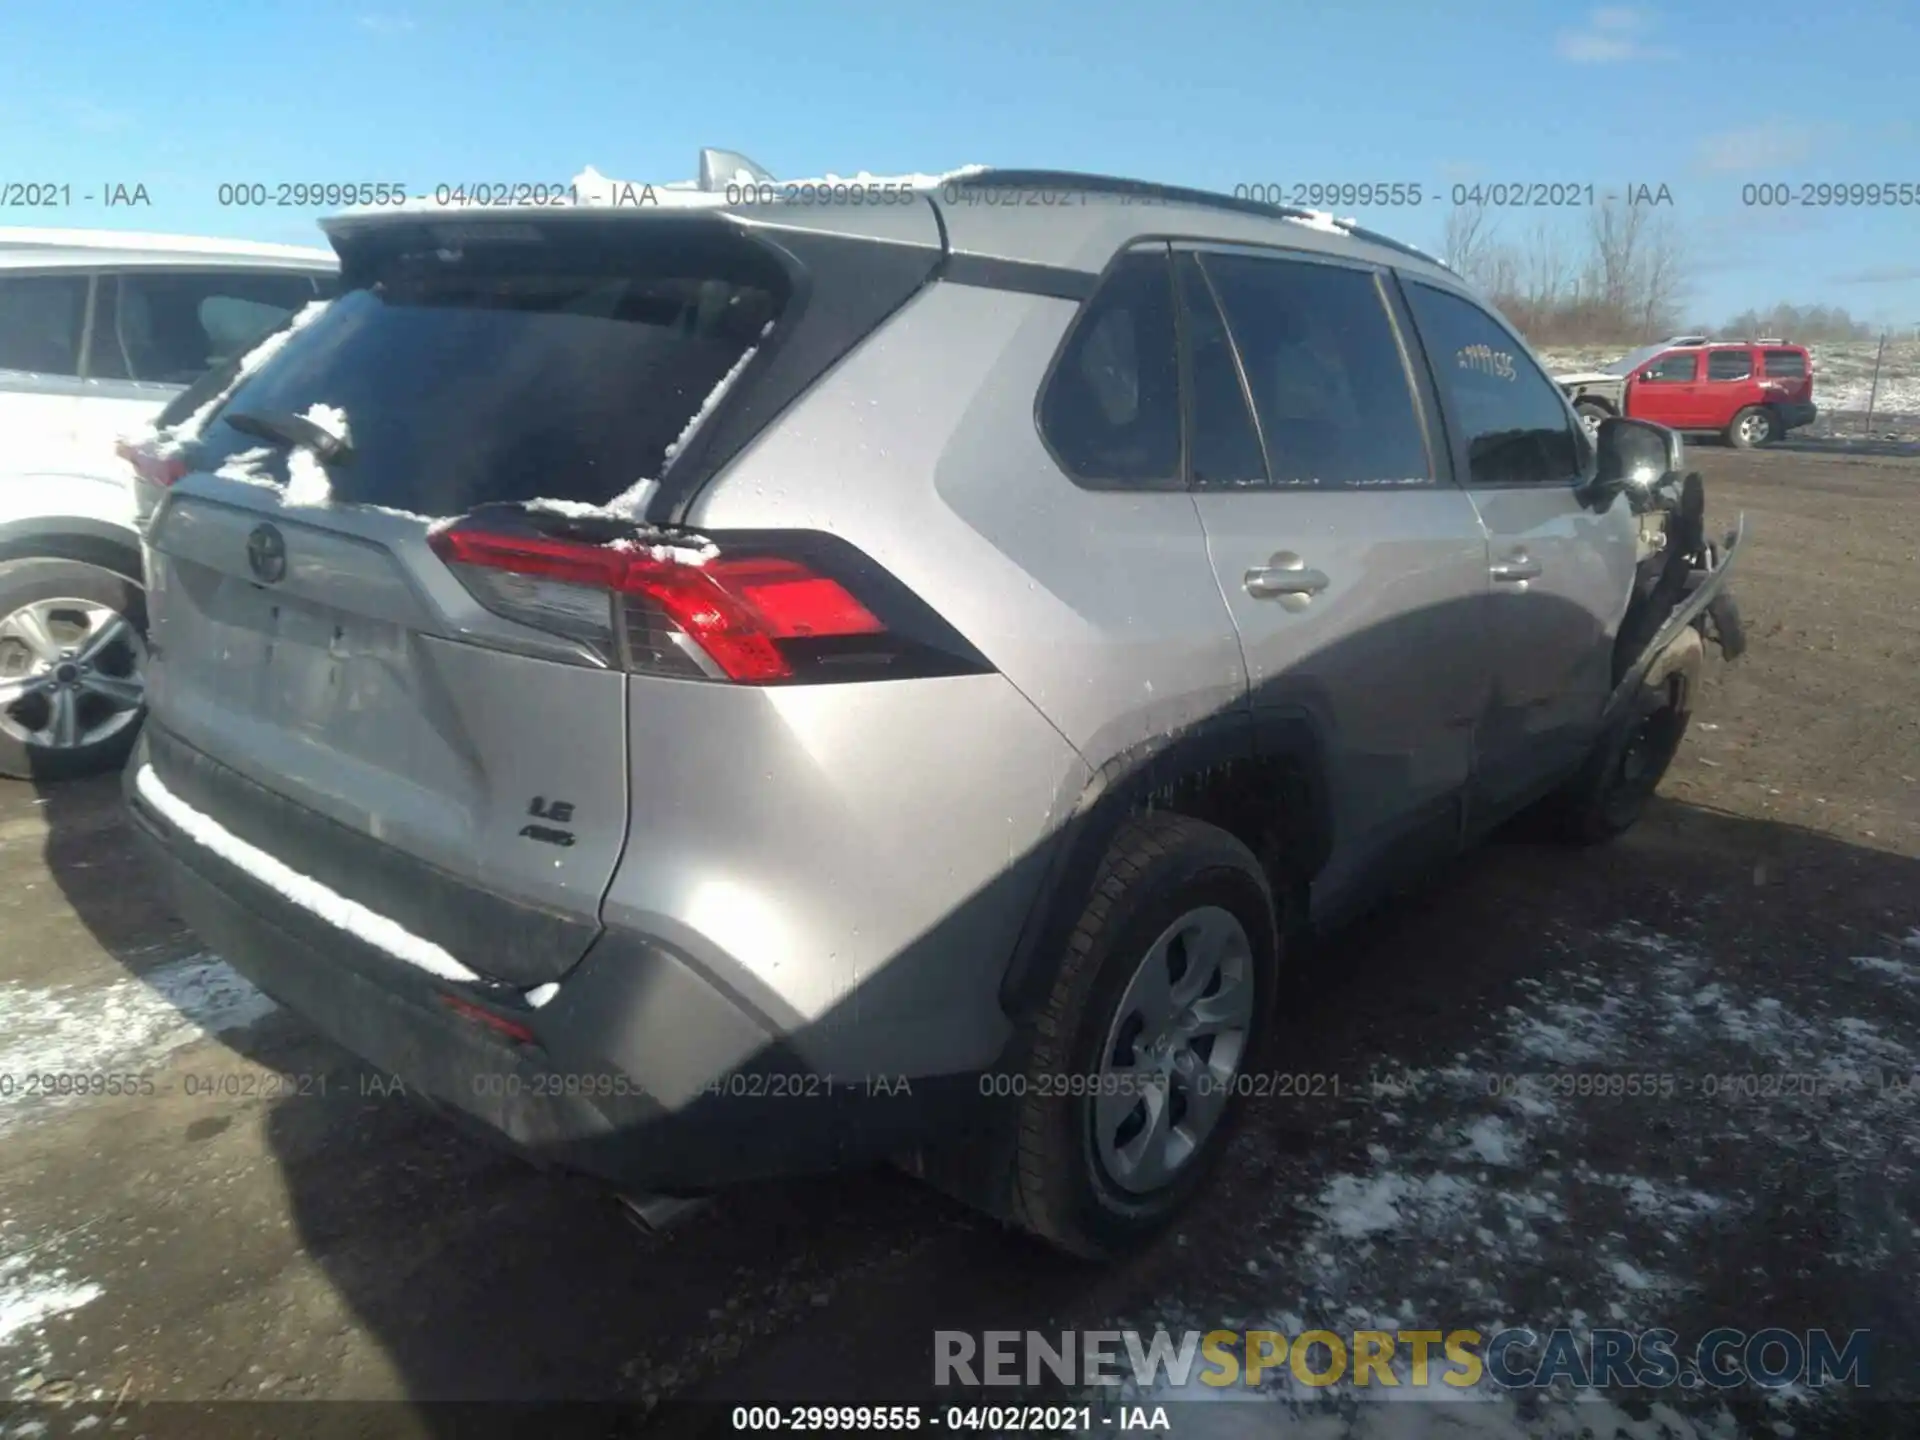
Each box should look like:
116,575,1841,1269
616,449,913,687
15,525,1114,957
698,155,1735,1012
1706,349,1754,381
1040,250,1181,489
1762,348,1808,378
0,275,88,376
190,231,786,515
1201,254,1428,488
1642,351,1699,382
90,270,324,384
1174,254,1266,488
1404,283,1578,486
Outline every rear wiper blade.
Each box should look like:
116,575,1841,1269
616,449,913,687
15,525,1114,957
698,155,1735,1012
222,410,353,464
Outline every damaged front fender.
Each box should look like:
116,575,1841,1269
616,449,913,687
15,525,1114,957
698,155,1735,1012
1602,511,1747,732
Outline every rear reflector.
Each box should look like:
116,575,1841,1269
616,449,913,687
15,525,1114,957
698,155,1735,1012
116,439,187,488
429,521,887,683
438,991,538,1045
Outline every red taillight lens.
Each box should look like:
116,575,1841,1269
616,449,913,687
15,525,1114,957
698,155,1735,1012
429,524,886,683
116,439,187,488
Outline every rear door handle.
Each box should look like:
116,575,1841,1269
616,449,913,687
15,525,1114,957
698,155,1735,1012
1244,553,1330,601
1490,556,1542,583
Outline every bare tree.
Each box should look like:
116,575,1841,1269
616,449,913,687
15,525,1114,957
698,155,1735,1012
1442,203,1495,282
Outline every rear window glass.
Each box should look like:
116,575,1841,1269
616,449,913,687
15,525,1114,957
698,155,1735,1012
1707,349,1754,381
1762,348,1808,378
190,226,786,515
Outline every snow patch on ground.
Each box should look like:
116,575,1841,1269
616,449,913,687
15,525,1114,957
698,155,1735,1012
1101,916,1912,1429
0,1256,100,1351
0,954,274,1136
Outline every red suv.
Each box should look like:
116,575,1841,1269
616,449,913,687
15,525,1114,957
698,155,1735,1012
1558,338,1816,449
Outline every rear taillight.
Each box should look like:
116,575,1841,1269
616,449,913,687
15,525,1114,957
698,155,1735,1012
116,439,187,488
428,515,985,685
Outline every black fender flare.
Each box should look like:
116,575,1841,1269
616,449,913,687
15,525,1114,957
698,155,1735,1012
996,708,1333,1019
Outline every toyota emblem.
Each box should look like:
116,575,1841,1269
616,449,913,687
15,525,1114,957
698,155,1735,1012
246,523,287,584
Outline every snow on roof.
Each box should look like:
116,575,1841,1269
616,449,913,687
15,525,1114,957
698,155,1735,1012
1281,209,1354,236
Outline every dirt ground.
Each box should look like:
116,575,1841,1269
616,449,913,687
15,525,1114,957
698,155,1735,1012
1,447,1916,1439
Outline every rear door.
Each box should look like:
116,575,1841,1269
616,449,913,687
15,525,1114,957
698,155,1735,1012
1398,279,1636,818
141,217,812,986
1701,346,1759,428
0,272,92,477
1626,348,1701,428
1179,245,1491,905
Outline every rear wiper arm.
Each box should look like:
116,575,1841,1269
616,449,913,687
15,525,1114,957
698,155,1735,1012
222,410,354,464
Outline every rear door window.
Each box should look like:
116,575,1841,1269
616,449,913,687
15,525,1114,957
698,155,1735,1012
190,229,788,516
1199,252,1430,488
1402,281,1579,486
1707,349,1754,382
1762,348,1808,379
88,270,329,384
1173,254,1266,488
0,275,88,376
1039,248,1182,489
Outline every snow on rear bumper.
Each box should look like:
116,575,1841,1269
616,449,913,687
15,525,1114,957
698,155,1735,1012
124,728,980,1188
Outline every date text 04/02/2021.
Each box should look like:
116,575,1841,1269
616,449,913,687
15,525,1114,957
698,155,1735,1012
727,1403,1162,1432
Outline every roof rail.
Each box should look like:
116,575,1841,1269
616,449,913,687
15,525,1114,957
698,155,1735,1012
946,169,1445,267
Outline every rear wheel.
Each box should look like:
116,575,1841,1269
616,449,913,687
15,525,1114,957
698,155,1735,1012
1007,813,1281,1258
0,558,148,782
1726,405,1774,449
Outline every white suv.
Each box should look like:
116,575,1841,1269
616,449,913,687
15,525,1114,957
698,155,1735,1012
0,228,336,779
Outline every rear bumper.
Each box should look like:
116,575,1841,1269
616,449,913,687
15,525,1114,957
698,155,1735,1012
124,730,984,1191
1775,401,1817,430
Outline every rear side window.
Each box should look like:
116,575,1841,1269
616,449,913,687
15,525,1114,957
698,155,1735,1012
1403,282,1579,486
1039,249,1181,489
0,275,87,376
1200,253,1429,488
1174,254,1266,488
1707,349,1754,381
1642,351,1699,382
191,228,786,516
89,270,327,384
1762,348,1808,378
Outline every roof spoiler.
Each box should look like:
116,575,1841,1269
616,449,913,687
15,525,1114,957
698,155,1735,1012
698,149,776,192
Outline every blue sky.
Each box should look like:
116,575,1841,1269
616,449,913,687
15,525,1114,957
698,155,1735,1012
3,0,1916,329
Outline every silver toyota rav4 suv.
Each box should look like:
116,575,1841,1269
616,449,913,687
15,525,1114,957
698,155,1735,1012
124,164,1744,1258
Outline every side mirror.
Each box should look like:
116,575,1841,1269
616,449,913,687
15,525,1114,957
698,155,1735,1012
1586,417,1682,506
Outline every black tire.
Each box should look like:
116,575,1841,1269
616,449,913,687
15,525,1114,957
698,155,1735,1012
1574,400,1612,437
0,557,148,783
1547,631,1701,845
1007,813,1282,1259
1726,405,1774,450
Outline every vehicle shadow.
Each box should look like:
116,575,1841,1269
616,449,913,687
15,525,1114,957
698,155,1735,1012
31,744,1920,1427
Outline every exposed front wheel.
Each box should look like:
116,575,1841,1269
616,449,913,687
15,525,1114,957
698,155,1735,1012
0,558,149,782
1726,406,1775,449
1007,813,1281,1258
1548,628,1702,844
1575,400,1612,439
